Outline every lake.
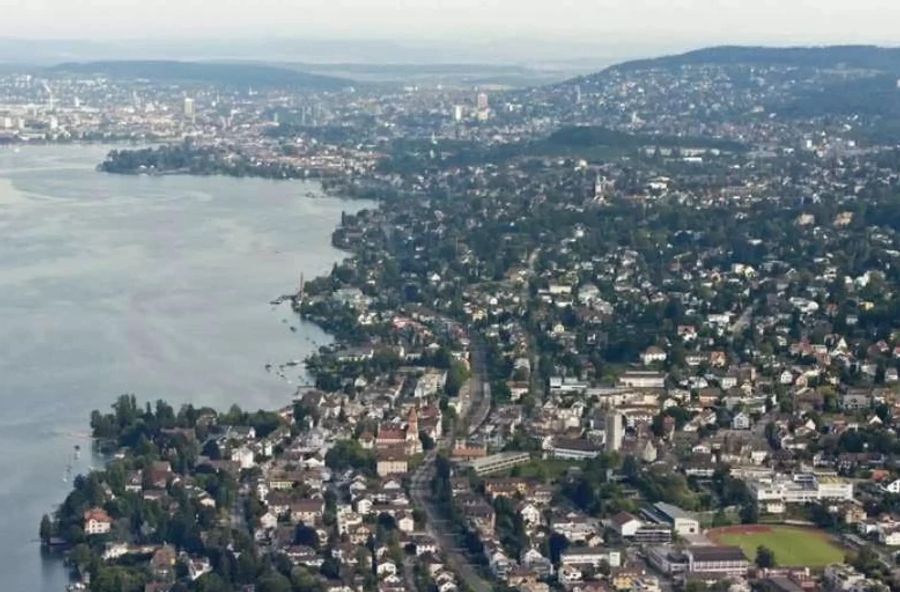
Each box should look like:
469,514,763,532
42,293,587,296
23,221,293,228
0,144,370,591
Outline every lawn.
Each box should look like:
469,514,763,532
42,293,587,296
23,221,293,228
708,525,846,567
508,458,583,482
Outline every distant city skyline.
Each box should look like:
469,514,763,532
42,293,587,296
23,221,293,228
1,0,899,64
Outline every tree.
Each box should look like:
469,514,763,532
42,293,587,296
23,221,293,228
257,570,292,592
740,502,759,524
547,532,569,564
291,567,324,592
320,555,341,580
295,524,320,549
756,545,776,568
324,439,375,475
711,510,731,527
39,514,53,543
445,362,469,397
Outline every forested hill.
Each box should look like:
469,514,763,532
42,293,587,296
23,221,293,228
607,45,900,75
48,60,350,91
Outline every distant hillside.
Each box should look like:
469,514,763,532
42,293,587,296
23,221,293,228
48,60,349,90
561,45,900,143
611,45,900,74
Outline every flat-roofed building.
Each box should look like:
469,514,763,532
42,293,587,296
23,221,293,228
618,371,666,389
462,451,531,476
643,502,699,536
686,546,748,576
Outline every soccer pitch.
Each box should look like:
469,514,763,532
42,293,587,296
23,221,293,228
708,525,846,567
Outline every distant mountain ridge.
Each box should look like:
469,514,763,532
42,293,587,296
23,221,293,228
600,44,900,76
48,60,350,90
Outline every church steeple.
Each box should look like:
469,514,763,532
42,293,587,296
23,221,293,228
406,407,418,440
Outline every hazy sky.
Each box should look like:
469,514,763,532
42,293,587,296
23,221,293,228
1,0,898,50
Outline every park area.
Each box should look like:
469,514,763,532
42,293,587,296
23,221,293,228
707,525,846,567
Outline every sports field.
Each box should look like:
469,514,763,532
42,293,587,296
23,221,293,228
707,525,845,567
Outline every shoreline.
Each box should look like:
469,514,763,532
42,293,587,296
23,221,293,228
20,147,378,587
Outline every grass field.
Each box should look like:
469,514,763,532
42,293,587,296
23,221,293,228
508,458,584,482
708,525,845,567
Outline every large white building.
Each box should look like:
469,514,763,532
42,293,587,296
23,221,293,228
560,546,622,569
647,502,699,536
551,437,603,460
617,371,666,389
605,412,624,452
462,451,531,476
749,473,853,512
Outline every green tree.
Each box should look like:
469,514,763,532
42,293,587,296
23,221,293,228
257,570,292,592
756,545,776,568
39,514,53,543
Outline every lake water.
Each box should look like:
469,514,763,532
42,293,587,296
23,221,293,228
0,145,370,591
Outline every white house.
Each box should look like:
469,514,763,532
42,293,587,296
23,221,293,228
519,502,543,527
230,446,256,470
641,346,668,366
885,479,900,494
731,412,751,430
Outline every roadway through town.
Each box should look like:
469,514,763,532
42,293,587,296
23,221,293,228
410,338,493,592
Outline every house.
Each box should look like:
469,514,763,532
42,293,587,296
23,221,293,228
884,479,900,494
520,548,553,577
641,346,667,366
230,446,255,469
414,369,447,398
732,412,751,430
186,556,213,581
519,502,543,527
396,513,415,533
83,508,113,535
291,499,325,524
376,448,409,477
551,512,599,543
101,542,129,561
840,389,872,411
558,564,584,586
260,512,278,530
150,545,177,580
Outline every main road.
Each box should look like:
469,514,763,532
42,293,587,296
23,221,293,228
409,338,493,592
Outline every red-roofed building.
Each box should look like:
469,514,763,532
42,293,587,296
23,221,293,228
83,508,113,535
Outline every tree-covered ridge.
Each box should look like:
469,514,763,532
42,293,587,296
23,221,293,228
606,45,900,75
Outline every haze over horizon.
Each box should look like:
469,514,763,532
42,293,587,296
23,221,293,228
1,0,899,65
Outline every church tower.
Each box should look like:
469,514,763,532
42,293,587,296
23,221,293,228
406,407,421,454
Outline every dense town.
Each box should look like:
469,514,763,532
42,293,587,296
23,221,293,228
22,48,900,592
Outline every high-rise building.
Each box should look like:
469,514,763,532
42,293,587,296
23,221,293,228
605,412,623,452
476,92,489,111
183,97,195,119
453,104,464,122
